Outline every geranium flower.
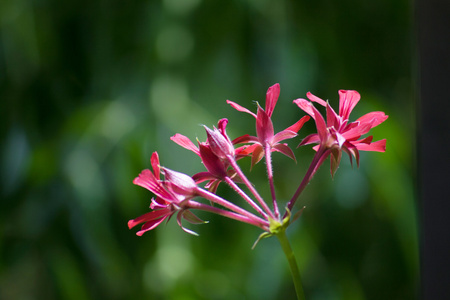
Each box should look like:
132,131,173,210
170,119,252,193
128,152,204,236
294,90,388,175
227,83,310,167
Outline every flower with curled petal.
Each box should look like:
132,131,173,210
294,90,388,176
227,83,310,167
128,152,205,236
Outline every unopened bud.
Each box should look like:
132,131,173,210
204,126,235,159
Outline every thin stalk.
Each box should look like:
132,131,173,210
224,176,268,219
284,146,329,218
195,187,269,229
188,201,269,230
227,155,275,219
276,229,305,300
264,143,279,219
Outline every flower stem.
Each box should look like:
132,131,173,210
188,201,269,230
227,155,275,219
265,143,279,219
195,187,269,229
224,176,268,219
276,229,305,300
284,146,329,218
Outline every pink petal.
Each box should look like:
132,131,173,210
293,98,316,119
256,106,274,143
162,167,197,196
226,100,257,118
128,209,171,229
356,111,388,128
338,90,360,121
272,130,297,144
133,169,172,200
342,121,374,140
150,152,161,180
298,133,320,147
204,126,235,159
265,83,280,117
251,145,264,167
306,92,327,107
170,134,200,155
192,171,216,183
136,216,169,236
217,118,229,134
235,143,259,158
284,115,310,134
232,134,256,144
198,143,227,178
326,104,340,129
356,139,386,152
272,143,296,161
343,142,360,167
312,104,328,142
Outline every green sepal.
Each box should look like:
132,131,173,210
252,207,302,249
252,231,273,249
182,210,209,224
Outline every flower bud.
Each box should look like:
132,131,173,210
204,125,235,159
162,167,197,197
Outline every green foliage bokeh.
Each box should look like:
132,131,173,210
0,0,417,299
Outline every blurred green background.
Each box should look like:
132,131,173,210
0,0,417,299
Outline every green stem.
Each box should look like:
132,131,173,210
276,229,306,300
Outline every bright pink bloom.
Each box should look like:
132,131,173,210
128,152,203,236
294,90,388,175
170,119,251,192
227,83,310,167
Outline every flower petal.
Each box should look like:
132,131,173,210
170,133,200,155
338,90,360,121
136,216,169,236
251,145,264,168
133,169,173,200
293,98,316,119
265,83,280,117
128,209,171,229
356,139,386,152
284,115,310,134
306,92,327,107
312,104,328,142
326,103,340,129
298,133,320,147
198,143,227,178
232,134,257,144
192,171,216,183
256,106,274,143
150,152,161,180
226,100,257,118
272,130,297,144
356,111,389,128
162,167,197,196
272,143,296,161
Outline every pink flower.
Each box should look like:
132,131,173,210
128,152,203,236
170,119,251,192
294,90,388,175
227,83,310,167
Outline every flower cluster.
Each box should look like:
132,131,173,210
128,84,388,239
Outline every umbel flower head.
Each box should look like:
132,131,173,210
294,90,388,176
